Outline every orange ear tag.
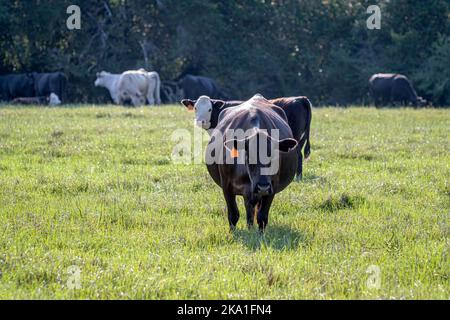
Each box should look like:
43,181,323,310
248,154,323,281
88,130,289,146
231,147,240,158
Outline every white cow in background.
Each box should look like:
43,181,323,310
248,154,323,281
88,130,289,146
94,69,161,106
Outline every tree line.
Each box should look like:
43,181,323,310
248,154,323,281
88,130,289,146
0,0,449,105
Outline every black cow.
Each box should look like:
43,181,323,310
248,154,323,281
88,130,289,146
369,73,426,107
205,94,298,232
182,95,312,180
33,72,67,103
178,74,227,100
0,73,35,101
161,81,184,104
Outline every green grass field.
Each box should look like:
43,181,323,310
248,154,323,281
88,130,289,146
0,105,448,299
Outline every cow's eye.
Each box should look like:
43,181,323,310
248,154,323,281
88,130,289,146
208,109,212,112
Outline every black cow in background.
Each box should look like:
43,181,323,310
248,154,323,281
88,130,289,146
33,72,67,103
161,81,184,104
0,72,67,103
369,73,426,107
178,74,228,100
0,73,35,101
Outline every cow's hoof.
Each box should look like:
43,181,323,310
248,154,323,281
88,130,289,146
295,175,303,182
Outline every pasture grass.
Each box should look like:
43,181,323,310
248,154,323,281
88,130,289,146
0,104,448,299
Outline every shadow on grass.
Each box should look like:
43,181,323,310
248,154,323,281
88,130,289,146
232,223,310,251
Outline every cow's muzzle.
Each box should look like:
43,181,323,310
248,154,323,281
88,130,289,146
255,183,273,196
196,120,211,129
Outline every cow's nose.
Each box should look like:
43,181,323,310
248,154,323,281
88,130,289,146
256,183,272,195
196,120,210,128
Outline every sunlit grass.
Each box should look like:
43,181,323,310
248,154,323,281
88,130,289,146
0,104,448,299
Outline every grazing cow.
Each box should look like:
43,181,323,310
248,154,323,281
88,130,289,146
369,73,426,107
11,92,61,106
0,73,35,101
206,94,298,232
33,72,67,103
95,69,161,106
178,74,227,100
182,95,312,180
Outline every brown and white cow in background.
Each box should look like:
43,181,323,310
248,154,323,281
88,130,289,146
95,69,161,106
182,95,312,180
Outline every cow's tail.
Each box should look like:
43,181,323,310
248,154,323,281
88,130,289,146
149,72,161,105
301,97,312,160
407,79,420,104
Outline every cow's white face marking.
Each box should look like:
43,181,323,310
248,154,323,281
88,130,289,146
194,95,213,129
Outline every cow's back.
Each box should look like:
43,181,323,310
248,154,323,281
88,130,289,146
181,75,221,100
370,74,395,91
34,72,67,100
369,74,397,103
6,74,35,99
118,71,149,94
270,97,311,142
392,75,419,103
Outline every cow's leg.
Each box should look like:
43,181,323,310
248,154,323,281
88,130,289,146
155,78,161,105
296,145,303,181
374,97,380,108
146,81,156,106
257,195,275,233
147,93,155,106
223,190,239,231
244,196,258,229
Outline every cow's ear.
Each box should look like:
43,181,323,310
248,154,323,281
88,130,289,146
213,100,226,109
224,138,237,153
278,138,298,153
224,136,252,158
181,99,195,110
224,138,246,158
